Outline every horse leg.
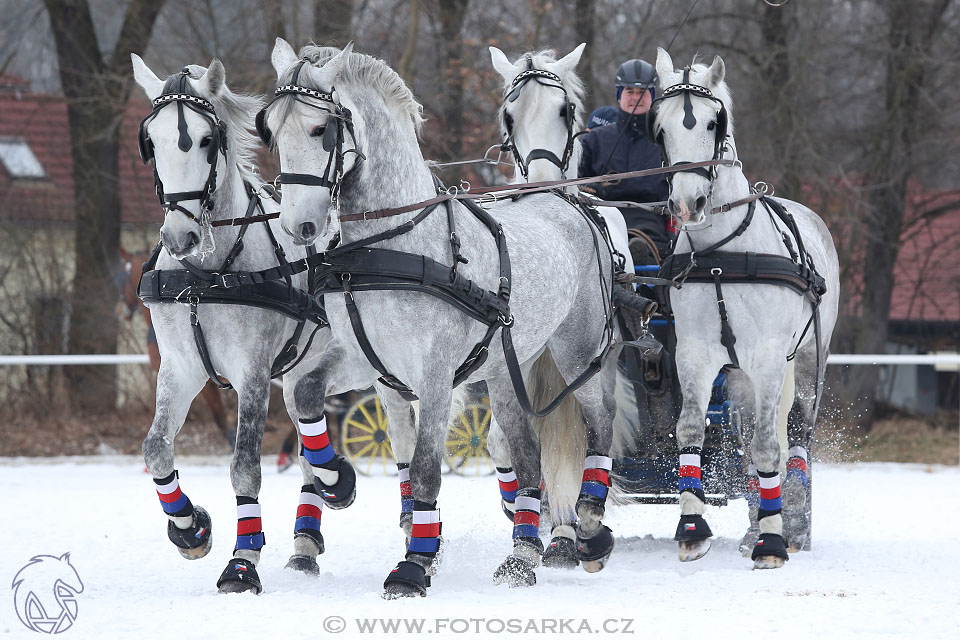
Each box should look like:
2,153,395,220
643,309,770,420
673,344,726,562
216,376,269,594
783,343,821,552
486,414,521,523
383,385,453,598
377,385,418,536
199,380,235,450
143,363,212,560
746,351,791,569
277,427,298,472
280,373,325,575
293,365,357,510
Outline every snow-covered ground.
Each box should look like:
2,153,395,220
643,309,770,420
2,456,958,639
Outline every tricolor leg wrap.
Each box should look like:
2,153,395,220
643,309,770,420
406,501,441,559
786,446,809,489
512,488,542,544
496,467,519,507
580,452,613,504
294,484,323,545
678,447,705,503
154,471,193,518
235,497,265,552
757,470,782,520
299,416,337,470
398,463,414,516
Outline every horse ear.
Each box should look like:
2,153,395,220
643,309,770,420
59,552,71,562
131,53,164,101
272,37,299,79
655,47,674,90
707,55,725,87
553,42,586,76
205,58,226,97
489,46,517,82
315,41,353,88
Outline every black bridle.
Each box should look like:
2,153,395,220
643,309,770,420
500,55,579,180
647,67,730,186
138,69,228,224
255,58,363,205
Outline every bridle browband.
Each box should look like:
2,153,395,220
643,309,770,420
137,69,228,225
500,55,579,180
255,58,363,206
647,67,730,184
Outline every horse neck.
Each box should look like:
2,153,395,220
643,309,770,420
336,120,445,253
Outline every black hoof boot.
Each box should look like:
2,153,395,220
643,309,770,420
752,533,790,569
675,514,713,562
383,561,430,599
577,524,614,573
542,537,579,569
493,555,537,587
314,455,357,510
167,506,213,560
217,558,262,594
285,555,320,575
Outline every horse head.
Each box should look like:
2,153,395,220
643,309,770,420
263,39,359,245
651,48,734,225
490,44,586,182
132,55,262,259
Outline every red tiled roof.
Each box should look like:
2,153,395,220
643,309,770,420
0,78,156,225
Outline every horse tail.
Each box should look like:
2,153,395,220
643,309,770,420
530,350,586,520
607,359,639,506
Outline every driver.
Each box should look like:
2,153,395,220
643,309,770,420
578,58,673,263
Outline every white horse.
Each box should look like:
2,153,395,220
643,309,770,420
262,39,630,596
650,49,839,567
131,56,420,593
485,44,654,569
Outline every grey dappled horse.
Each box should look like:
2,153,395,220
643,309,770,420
650,49,839,567
262,39,623,596
131,56,419,594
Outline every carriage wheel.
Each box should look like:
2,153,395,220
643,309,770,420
339,391,397,476
445,401,495,476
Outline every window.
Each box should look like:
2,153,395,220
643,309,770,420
0,137,46,179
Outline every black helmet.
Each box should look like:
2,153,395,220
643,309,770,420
615,59,657,89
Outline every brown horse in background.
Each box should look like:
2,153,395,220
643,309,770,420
118,247,235,449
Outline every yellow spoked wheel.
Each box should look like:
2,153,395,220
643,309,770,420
446,401,496,476
339,392,396,476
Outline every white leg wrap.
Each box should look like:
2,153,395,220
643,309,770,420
551,524,576,541
759,513,782,535
680,491,705,515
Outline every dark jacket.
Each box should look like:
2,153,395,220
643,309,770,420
578,110,668,204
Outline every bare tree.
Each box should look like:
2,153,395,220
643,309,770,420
42,0,166,413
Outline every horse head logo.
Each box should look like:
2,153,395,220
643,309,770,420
11,553,84,634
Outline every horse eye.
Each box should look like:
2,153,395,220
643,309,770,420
311,125,326,138
707,121,717,131
199,136,211,148
504,112,514,131
558,105,567,118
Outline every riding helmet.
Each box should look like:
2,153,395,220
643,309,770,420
615,59,657,89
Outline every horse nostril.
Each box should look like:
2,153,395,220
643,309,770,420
299,222,317,239
667,199,677,215
185,232,200,249
695,196,707,212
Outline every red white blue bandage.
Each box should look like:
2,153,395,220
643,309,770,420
235,497,265,551
580,454,613,500
407,504,441,557
496,467,519,504
786,446,808,488
398,464,414,514
512,488,541,540
154,471,192,517
757,471,782,519
299,416,336,467
294,485,323,534
678,447,705,502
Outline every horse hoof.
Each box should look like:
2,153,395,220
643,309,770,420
383,561,429,599
577,524,614,573
753,555,786,570
285,555,320,576
168,506,213,560
217,558,262,594
315,456,357,510
493,556,537,587
678,537,711,562
542,537,579,569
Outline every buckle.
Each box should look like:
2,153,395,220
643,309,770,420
219,273,243,288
